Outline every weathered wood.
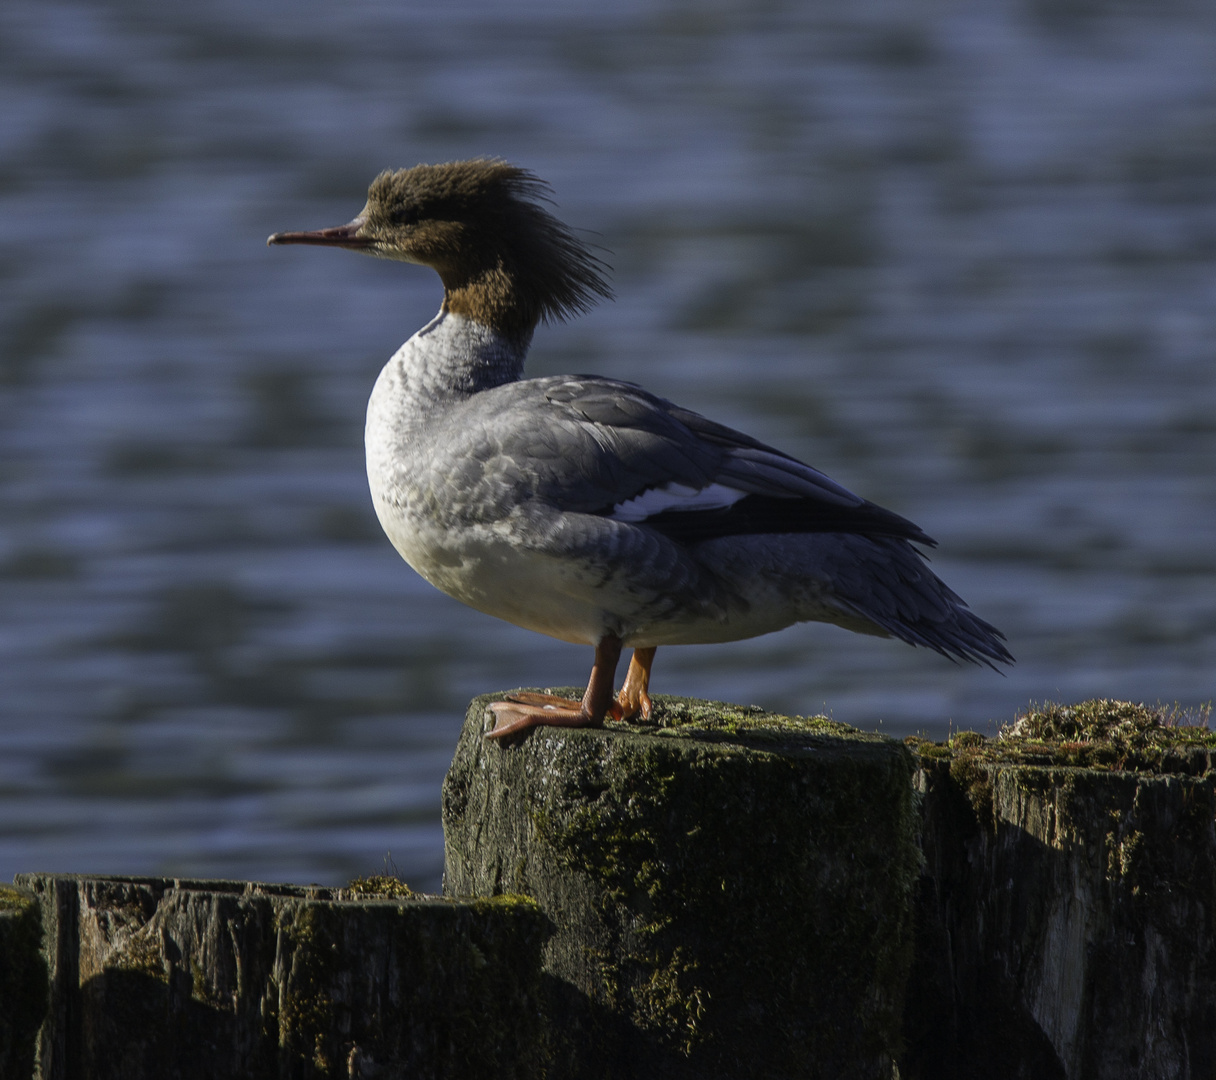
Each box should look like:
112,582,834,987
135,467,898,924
14,873,548,1080
442,691,922,1080
0,885,48,1080
903,701,1216,1080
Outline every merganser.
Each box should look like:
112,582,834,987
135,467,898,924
269,159,1011,739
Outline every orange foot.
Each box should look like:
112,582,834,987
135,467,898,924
485,637,622,741
614,647,657,722
485,692,596,740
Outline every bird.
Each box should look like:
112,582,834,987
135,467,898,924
268,159,1011,740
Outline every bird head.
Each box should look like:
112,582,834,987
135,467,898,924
268,159,611,338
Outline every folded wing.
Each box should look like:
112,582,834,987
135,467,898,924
541,377,934,547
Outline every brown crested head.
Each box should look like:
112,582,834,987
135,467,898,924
269,159,612,339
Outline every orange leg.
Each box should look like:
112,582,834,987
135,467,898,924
485,635,623,740
614,646,656,721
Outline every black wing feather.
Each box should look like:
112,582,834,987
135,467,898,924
625,492,935,546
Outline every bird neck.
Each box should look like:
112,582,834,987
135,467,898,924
398,308,531,402
439,257,544,343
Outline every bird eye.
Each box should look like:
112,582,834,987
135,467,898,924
390,206,420,226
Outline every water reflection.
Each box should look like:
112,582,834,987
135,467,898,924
1,0,1214,888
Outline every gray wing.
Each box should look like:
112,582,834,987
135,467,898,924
530,376,935,546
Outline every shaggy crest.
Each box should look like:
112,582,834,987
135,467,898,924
359,159,612,337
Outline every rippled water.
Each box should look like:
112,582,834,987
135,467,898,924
2,0,1215,889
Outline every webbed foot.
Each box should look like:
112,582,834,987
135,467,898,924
485,694,598,740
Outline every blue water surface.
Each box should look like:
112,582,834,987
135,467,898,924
2,0,1215,888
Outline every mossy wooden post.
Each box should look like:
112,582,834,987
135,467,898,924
14,874,548,1080
904,701,1216,1080
442,691,922,1080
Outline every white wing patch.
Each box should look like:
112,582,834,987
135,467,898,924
611,482,747,523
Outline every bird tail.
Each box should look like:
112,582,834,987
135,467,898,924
820,535,1013,670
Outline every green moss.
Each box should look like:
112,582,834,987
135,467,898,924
634,946,707,1055
530,745,701,1042
275,904,340,1076
188,956,234,1009
1108,828,1148,890
908,698,1216,775
948,753,996,832
1011,699,1211,743
636,693,870,744
469,892,539,913
533,742,676,901
533,687,866,743
0,886,32,912
271,894,550,1078
344,874,414,900
112,926,170,982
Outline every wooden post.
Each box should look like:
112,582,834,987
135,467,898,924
443,692,922,1080
903,701,1216,1079
13,874,548,1080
